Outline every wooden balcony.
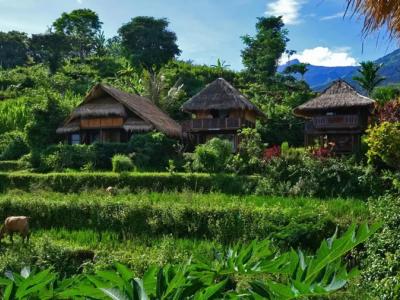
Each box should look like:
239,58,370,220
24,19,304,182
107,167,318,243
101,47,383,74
306,115,360,133
313,115,359,129
182,118,254,132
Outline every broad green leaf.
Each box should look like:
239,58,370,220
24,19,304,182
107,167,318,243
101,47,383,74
100,287,130,300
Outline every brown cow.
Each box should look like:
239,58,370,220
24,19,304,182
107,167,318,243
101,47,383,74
0,216,30,243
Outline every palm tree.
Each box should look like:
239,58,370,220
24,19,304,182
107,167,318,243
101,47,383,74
352,61,386,95
211,58,230,76
346,0,400,38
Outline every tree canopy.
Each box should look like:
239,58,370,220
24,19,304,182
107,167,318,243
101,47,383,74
30,33,72,74
241,16,289,82
118,16,181,73
52,9,103,59
0,31,29,69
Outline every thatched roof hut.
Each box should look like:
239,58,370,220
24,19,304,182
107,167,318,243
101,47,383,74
293,80,375,118
57,84,182,138
182,78,266,118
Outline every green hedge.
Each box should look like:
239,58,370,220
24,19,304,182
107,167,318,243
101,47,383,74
0,192,358,249
0,160,29,172
0,172,258,194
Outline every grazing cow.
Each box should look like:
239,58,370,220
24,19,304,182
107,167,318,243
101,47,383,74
106,186,116,195
0,216,30,243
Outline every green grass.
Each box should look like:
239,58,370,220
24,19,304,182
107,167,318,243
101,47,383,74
0,229,220,277
0,190,371,292
0,190,369,248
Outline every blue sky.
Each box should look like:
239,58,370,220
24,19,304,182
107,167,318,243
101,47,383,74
0,0,397,70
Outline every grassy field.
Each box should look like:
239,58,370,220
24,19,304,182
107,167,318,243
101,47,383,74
0,190,370,277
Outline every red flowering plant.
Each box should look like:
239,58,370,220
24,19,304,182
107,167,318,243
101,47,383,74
310,141,335,158
263,145,281,161
376,100,400,123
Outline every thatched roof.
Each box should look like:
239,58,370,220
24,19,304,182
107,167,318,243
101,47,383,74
56,119,80,134
58,84,182,138
346,0,400,39
182,78,266,118
293,80,375,117
71,103,127,119
123,118,154,132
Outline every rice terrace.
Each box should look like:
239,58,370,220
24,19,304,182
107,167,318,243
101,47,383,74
0,0,399,299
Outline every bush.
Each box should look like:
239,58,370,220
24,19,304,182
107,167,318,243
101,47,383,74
129,132,178,171
37,144,96,172
361,195,400,299
0,172,258,195
90,143,131,170
0,131,29,160
189,138,232,173
112,154,134,172
0,160,29,172
365,122,400,169
229,128,264,174
35,133,179,172
256,154,387,198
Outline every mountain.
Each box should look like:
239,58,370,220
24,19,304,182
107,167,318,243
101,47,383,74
279,49,400,91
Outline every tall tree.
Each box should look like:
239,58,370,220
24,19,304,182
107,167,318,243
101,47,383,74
241,16,289,82
0,31,29,68
30,33,71,74
353,61,386,95
118,16,181,73
52,9,102,59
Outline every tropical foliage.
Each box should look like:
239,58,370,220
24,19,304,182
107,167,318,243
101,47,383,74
0,224,379,299
352,61,385,95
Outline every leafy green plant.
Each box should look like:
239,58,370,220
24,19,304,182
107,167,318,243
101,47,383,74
0,131,29,161
0,224,377,299
228,128,263,174
365,121,400,169
112,154,134,173
361,195,400,299
189,138,233,173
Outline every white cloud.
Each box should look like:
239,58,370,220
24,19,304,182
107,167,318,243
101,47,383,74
265,0,305,25
320,12,344,21
283,46,358,66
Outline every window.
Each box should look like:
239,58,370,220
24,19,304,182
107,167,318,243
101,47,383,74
71,134,80,145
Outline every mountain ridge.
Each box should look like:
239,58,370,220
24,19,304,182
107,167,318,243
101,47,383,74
278,49,400,91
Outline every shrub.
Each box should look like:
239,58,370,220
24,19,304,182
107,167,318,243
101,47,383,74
377,100,400,122
372,86,400,105
256,154,387,198
190,138,232,173
0,172,258,195
229,128,263,174
365,122,400,169
112,154,134,172
0,131,29,160
129,132,178,171
36,133,180,172
90,143,131,169
0,160,29,172
37,144,96,172
361,195,400,299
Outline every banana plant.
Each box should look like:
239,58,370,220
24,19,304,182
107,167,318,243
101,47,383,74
0,267,57,300
0,223,380,300
248,223,381,299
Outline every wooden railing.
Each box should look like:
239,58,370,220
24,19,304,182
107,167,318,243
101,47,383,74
182,118,254,131
310,115,360,130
